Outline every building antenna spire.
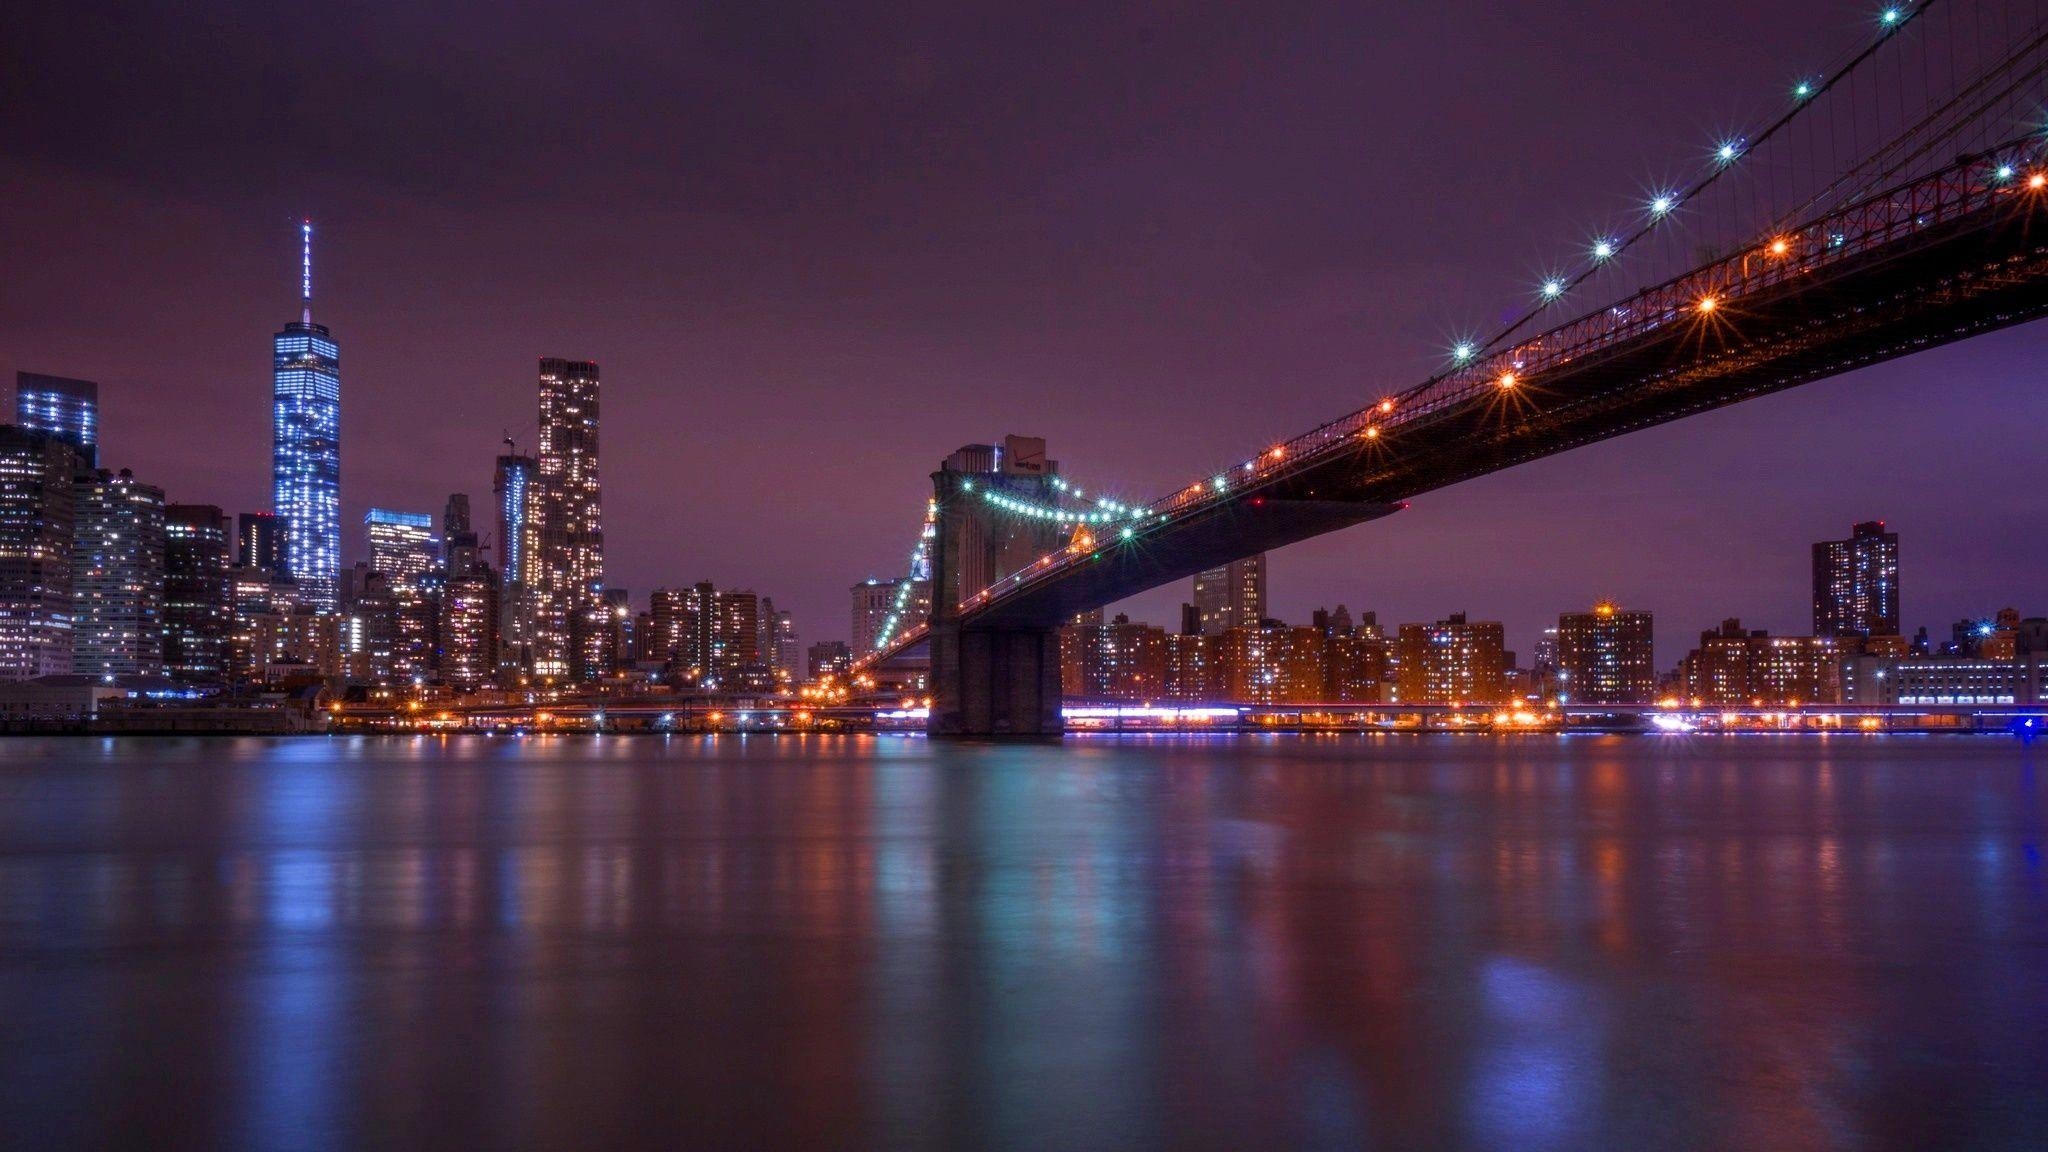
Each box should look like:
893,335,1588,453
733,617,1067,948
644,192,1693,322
300,219,313,324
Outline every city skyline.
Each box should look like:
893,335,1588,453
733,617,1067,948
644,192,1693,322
5,2,2047,668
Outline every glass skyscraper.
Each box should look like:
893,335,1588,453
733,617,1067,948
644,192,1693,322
364,508,438,592
273,221,341,612
14,372,98,468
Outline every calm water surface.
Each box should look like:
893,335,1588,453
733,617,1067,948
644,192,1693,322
0,734,2043,1151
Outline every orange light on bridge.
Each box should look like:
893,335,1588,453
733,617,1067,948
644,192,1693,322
2031,172,2047,189
1268,446,1285,459
1379,399,1395,413
1363,426,1380,439
1497,372,1517,389
1768,237,1790,256
1697,295,1718,313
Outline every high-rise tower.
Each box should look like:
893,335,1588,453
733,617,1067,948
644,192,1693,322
530,358,602,678
1813,521,1900,638
1192,554,1267,635
15,373,99,468
272,220,341,612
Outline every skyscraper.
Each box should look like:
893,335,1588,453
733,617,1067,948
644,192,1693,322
1193,554,1266,635
648,586,697,672
1555,602,1655,704
531,359,602,678
237,511,288,574
493,450,539,676
15,373,98,468
272,221,341,611
1813,520,1900,638
0,426,78,679
72,468,166,677
442,493,478,577
163,505,232,683
364,508,439,591
438,564,500,690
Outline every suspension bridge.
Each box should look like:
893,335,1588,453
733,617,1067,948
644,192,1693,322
853,0,2048,737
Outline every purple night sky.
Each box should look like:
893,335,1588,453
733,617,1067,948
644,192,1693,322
3,0,2042,665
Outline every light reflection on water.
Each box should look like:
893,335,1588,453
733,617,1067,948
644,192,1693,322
0,733,2042,1150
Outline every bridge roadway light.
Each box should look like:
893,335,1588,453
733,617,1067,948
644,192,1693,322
2031,172,2047,190
1697,295,1719,313
1497,372,1518,389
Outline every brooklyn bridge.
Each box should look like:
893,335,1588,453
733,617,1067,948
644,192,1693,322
840,0,2048,736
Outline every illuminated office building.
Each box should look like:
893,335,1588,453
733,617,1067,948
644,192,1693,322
364,508,438,591
226,565,299,684
163,505,232,683
807,640,852,680
15,372,98,468
0,427,78,679
530,359,602,678
237,511,287,574
1193,554,1266,635
494,451,538,675
272,221,341,611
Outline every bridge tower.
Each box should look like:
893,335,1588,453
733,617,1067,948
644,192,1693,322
927,436,1070,739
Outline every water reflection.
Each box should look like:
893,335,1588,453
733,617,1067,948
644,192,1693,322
0,734,2042,1149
